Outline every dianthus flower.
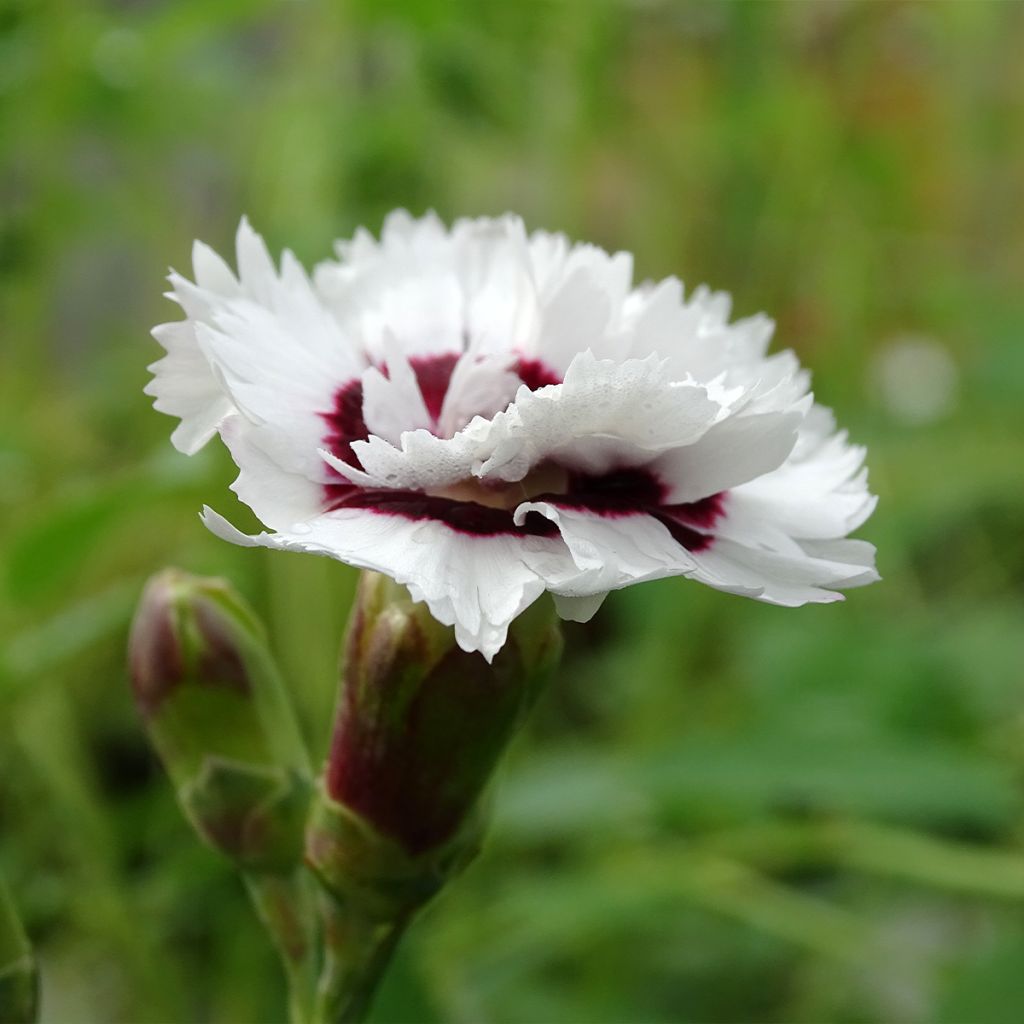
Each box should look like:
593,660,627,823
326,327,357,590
148,212,878,659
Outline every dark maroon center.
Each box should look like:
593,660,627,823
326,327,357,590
409,352,461,421
321,378,369,471
328,489,560,538
514,357,562,392
556,468,724,552
318,354,723,553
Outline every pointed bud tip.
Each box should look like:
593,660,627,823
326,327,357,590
129,569,188,719
128,568,254,720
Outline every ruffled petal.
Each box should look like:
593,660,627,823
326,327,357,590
686,535,879,606
654,410,804,504
453,215,542,359
360,344,433,444
531,266,618,370
796,538,880,588
152,218,365,463
146,321,234,454
146,235,250,454
479,352,725,482
514,501,698,594
717,431,876,548
200,505,578,661
317,211,540,364
438,352,522,437
219,415,326,530
330,416,495,491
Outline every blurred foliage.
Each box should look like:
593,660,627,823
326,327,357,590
2,0,1024,1021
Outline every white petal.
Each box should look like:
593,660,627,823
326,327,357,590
480,352,724,483
317,448,385,489
720,431,876,544
147,237,251,453
201,505,577,662
797,537,880,588
514,502,697,593
655,410,803,503
146,322,233,454
319,213,539,365
533,267,616,371
438,352,522,437
153,218,363,462
192,239,240,294
350,272,465,362
219,416,326,530
525,229,570,298
343,417,495,491
455,217,541,358
360,343,432,444
192,253,366,464
687,535,878,606
380,208,449,253
193,317,341,472
622,275,779,386
235,216,279,302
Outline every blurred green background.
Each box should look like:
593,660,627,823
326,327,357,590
2,1,1024,1021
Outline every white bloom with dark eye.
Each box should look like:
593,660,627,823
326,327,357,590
147,212,878,660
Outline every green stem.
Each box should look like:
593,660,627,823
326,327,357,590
245,871,320,1024
0,872,38,1024
313,893,411,1024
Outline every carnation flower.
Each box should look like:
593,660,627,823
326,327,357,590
148,212,878,660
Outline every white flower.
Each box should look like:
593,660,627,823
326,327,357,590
148,212,878,660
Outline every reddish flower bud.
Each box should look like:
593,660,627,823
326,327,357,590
307,572,561,913
128,569,311,871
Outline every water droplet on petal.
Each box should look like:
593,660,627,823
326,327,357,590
290,522,312,535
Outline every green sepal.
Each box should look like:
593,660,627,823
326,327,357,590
179,756,312,873
306,783,481,923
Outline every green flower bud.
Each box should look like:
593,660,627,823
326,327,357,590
129,569,311,872
307,571,562,914
0,875,37,1024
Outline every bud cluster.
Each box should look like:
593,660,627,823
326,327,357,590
310,573,560,909
128,567,562,1022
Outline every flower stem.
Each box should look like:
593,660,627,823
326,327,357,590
313,893,411,1024
0,871,38,1024
245,871,320,1024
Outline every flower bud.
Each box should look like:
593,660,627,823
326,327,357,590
129,569,311,872
306,572,562,915
0,876,37,1024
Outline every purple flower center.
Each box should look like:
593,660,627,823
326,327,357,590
409,352,461,421
322,378,369,471
319,354,723,552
